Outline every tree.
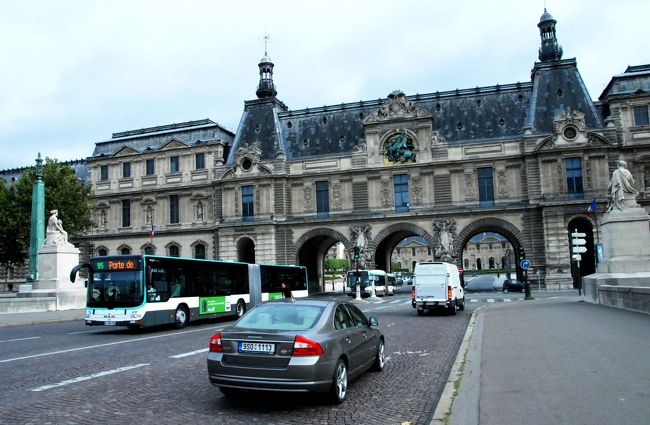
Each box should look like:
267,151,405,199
0,179,26,285
1,159,94,270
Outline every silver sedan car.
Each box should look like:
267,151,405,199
207,298,385,404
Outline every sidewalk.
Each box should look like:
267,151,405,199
0,308,84,327
434,295,650,425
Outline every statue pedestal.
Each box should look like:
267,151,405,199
583,206,650,314
17,243,86,310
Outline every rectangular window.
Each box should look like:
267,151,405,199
566,157,584,199
170,156,180,173
316,181,329,218
394,174,409,212
477,167,495,207
170,195,179,224
100,165,108,181
634,105,649,126
195,152,205,170
122,162,131,178
242,185,254,221
121,200,131,227
146,159,155,176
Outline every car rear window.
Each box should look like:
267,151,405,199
415,264,447,275
235,304,324,331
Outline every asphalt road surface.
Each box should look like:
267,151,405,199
0,293,475,425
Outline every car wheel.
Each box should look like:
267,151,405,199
371,339,386,372
447,301,457,316
503,288,509,294
330,359,348,404
459,298,465,311
236,299,246,318
417,309,424,316
174,305,189,329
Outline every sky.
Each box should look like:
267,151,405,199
1,0,649,171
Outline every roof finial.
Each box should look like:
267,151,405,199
263,31,270,56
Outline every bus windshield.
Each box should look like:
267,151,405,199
87,270,144,308
347,271,370,287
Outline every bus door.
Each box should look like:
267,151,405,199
248,264,262,307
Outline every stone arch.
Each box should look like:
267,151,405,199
367,222,435,271
456,217,525,278
140,242,156,255
293,227,353,293
293,228,353,263
116,244,132,255
235,236,255,263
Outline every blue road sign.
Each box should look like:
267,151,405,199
520,259,531,270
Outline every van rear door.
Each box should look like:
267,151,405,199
414,263,448,302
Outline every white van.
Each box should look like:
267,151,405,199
412,262,465,315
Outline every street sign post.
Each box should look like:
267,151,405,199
570,229,587,295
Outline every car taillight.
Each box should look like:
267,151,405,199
209,332,223,352
411,286,415,300
293,335,324,356
448,285,452,300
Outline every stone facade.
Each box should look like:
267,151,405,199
6,10,649,293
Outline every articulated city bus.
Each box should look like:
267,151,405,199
70,255,308,329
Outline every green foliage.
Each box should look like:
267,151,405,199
1,159,94,269
325,258,349,272
0,179,27,271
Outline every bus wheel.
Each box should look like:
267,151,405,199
174,305,189,329
236,299,246,318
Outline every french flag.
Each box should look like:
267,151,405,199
149,223,156,237
587,199,597,214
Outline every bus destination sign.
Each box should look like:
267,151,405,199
93,257,141,271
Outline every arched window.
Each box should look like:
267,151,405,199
195,244,206,259
97,248,108,257
144,245,154,255
169,245,180,257
120,247,131,255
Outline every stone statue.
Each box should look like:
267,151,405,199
607,160,638,212
350,224,370,252
433,219,456,261
45,210,69,246
196,201,204,221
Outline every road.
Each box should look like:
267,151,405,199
0,290,480,425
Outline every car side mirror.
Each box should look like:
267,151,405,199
369,317,379,327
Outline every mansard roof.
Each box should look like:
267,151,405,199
599,64,650,101
92,119,235,158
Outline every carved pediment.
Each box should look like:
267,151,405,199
112,145,139,156
159,138,189,150
553,108,586,134
364,90,431,124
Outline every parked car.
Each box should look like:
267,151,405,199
207,298,385,404
502,278,525,293
464,275,499,293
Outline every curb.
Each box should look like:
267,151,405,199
430,306,483,424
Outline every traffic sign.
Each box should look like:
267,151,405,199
571,232,586,238
572,254,582,261
571,238,586,246
520,259,531,270
572,246,587,254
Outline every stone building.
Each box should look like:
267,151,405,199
5,9,650,292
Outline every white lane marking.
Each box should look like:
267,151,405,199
0,326,221,364
67,330,102,335
374,305,390,310
31,363,149,392
0,336,41,343
470,299,479,303
504,299,512,302
389,300,402,304
170,348,209,359
487,299,495,303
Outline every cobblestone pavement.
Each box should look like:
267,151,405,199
0,296,472,425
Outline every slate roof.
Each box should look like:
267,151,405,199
599,64,650,101
231,59,602,161
92,119,235,158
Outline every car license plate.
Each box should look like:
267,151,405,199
104,321,116,326
238,341,275,354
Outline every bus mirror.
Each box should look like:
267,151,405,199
70,265,82,283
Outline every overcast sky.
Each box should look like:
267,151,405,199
1,0,649,171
